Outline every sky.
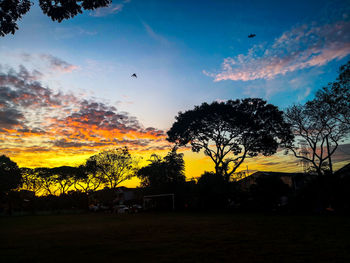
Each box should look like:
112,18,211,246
1,0,350,187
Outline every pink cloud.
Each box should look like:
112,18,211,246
40,54,78,73
208,20,350,82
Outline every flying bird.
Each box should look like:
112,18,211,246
248,34,256,38
131,73,137,78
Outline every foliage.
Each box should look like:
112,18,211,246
20,168,44,195
74,158,104,193
35,167,57,195
167,98,293,180
50,166,79,195
284,61,350,175
93,147,139,189
0,155,22,195
314,60,350,126
0,0,31,36
137,149,185,190
17,147,138,195
0,0,111,36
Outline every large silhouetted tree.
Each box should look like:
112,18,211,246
0,0,111,36
94,147,138,189
0,155,22,195
167,99,293,181
284,61,350,176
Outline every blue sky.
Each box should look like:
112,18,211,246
1,0,349,129
0,0,350,177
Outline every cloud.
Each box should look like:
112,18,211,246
208,20,350,82
40,54,78,73
142,22,169,45
0,65,168,155
297,87,311,101
53,27,97,40
90,0,130,17
0,66,66,109
0,108,24,129
20,53,78,74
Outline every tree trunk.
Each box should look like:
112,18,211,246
325,135,333,175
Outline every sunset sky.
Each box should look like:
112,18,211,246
1,0,350,187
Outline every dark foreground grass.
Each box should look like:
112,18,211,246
1,212,350,263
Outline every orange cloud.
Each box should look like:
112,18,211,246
0,64,169,171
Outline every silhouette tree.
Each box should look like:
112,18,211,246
35,167,56,195
285,61,350,176
163,149,186,184
0,155,22,195
313,60,350,126
93,147,138,189
50,166,79,195
21,167,44,195
137,149,186,189
74,158,104,193
167,99,293,181
285,103,349,176
0,0,111,36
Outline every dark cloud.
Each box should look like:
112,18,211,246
0,64,166,152
0,66,63,108
0,108,24,129
260,161,282,166
66,100,142,131
52,139,105,148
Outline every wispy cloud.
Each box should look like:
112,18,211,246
90,0,130,17
53,27,97,40
40,54,79,73
142,22,169,45
206,20,350,82
20,53,78,74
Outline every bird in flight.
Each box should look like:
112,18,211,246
131,73,137,78
248,34,256,38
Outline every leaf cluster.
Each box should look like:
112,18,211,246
0,0,111,36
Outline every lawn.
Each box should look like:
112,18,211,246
1,212,350,263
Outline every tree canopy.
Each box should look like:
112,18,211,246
74,158,103,193
0,155,22,194
93,147,139,189
167,98,293,180
313,60,350,126
0,0,111,36
137,149,186,190
284,60,350,175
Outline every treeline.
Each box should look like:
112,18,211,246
0,61,349,214
1,147,138,197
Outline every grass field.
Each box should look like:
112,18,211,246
1,212,350,263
